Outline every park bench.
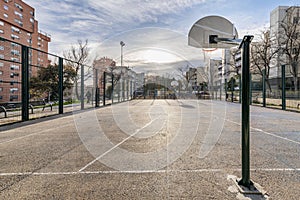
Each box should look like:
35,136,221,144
0,100,53,118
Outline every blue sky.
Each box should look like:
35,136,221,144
23,0,299,74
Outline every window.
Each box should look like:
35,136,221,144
0,63,3,67
10,95,18,101
0,71,2,75
14,19,23,26
11,43,19,48
11,49,20,56
10,72,19,78
11,34,19,40
14,3,23,11
0,96,2,100
14,11,23,19
0,21,4,26
0,29,4,34
30,11,34,16
10,88,19,93
4,0,9,3
10,65,19,70
4,13,8,18
30,18,34,23
11,26,20,33
0,46,4,51
4,5,8,10
11,57,19,62
0,87,2,92
0,54,4,59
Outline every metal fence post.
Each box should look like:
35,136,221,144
111,74,114,104
231,78,234,102
21,45,29,121
58,57,64,114
262,69,266,107
80,64,84,110
95,69,99,107
282,65,286,110
103,72,106,106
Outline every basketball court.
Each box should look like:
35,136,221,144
0,99,299,199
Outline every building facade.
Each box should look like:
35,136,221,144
0,0,51,102
270,6,300,89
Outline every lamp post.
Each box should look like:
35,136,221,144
120,41,125,67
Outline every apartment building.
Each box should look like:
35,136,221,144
269,6,300,89
0,0,51,102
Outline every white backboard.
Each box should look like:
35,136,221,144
188,15,238,48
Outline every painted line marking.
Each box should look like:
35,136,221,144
226,119,300,145
1,168,299,176
78,115,166,172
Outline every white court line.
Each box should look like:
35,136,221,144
0,122,73,145
78,115,166,172
1,168,299,176
226,119,300,145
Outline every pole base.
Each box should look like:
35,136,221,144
227,175,269,199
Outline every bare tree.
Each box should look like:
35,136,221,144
251,30,279,92
177,64,195,91
64,40,89,99
226,47,241,77
277,6,300,91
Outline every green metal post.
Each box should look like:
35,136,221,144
21,46,29,121
127,79,129,100
239,35,253,188
262,69,266,107
249,73,252,105
225,78,228,101
80,64,84,110
111,74,114,104
95,69,99,107
122,78,125,101
282,65,286,110
58,57,64,114
103,72,106,106
239,74,242,103
231,78,234,102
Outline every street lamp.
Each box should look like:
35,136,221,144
120,41,125,67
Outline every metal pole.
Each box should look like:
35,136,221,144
103,72,106,106
239,35,253,188
111,74,114,104
58,57,64,114
262,69,266,107
225,78,228,101
282,65,286,110
239,74,242,103
95,69,99,107
231,78,234,102
80,64,84,110
249,73,252,105
21,45,29,121
144,78,146,99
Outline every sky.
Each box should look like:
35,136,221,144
23,0,299,75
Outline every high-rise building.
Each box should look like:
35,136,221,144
0,0,51,102
269,6,300,89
